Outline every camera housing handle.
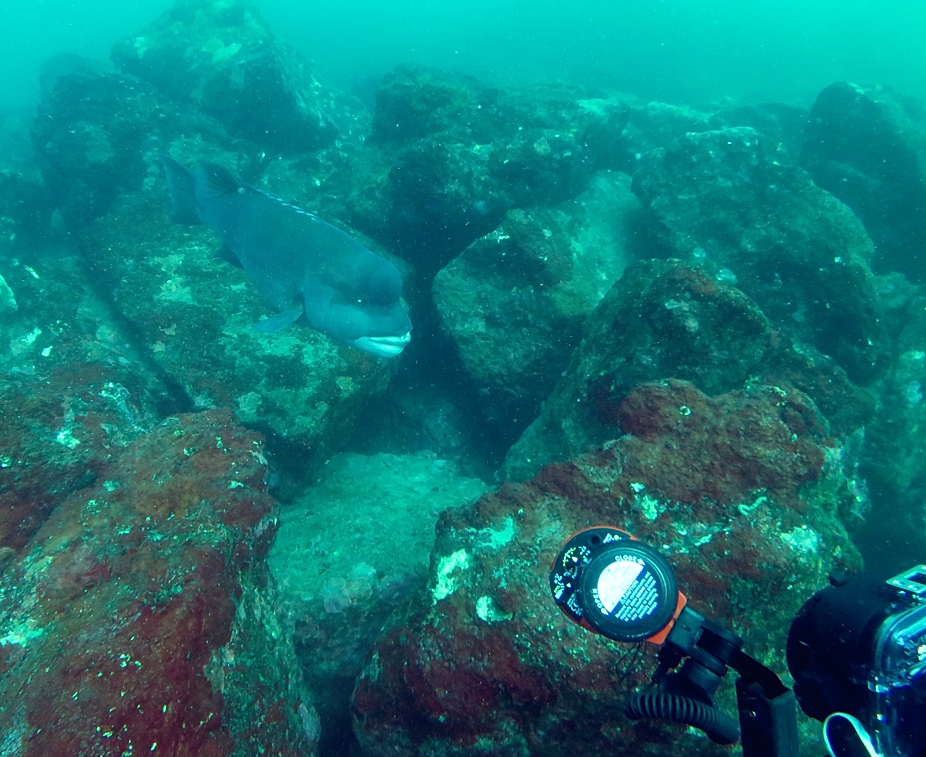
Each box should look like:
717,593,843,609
625,604,799,756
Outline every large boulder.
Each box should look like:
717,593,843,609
801,82,926,283
352,379,862,756
348,67,613,270
0,247,170,555
632,126,888,385
858,276,926,564
30,68,223,228
434,171,640,424
0,409,317,756
505,259,873,482
711,102,809,160
31,0,370,232
111,0,341,154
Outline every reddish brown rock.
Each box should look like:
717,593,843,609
0,409,316,756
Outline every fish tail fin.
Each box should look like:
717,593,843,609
196,161,244,200
161,153,201,225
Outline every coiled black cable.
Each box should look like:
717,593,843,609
624,690,740,744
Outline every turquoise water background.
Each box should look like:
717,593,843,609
1,0,924,113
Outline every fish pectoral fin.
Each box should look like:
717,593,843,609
218,244,243,268
252,305,304,334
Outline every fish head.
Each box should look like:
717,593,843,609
305,257,412,358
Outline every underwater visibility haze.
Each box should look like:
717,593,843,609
0,0,925,756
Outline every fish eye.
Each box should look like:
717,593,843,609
355,298,364,305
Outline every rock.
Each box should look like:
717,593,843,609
78,191,394,487
711,102,808,160
372,136,509,272
31,65,230,228
353,72,814,284
38,52,113,101
578,97,808,177
32,3,368,233
270,451,490,753
366,67,714,175
434,172,641,424
580,98,809,178
612,99,715,170
367,65,492,147
111,0,340,155
858,277,926,565
0,249,170,553
632,126,888,384
368,65,601,150
352,380,862,756
371,129,594,274
801,82,926,283
0,169,55,242
0,409,317,756
348,67,608,270
504,259,874,482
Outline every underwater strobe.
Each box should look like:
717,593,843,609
550,526,800,756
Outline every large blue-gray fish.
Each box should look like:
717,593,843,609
161,154,411,358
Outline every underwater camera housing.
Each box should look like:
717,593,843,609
787,566,926,757
550,526,926,757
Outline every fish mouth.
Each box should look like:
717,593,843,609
351,331,411,358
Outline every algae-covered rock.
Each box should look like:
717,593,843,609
270,451,490,751
0,409,317,756
434,171,640,423
349,67,609,269
504,259,873,482
31,68,218,228
0,169,55,241
111,0,340,154
801,82,926,283
859,279,926,563
632,126,888,384
611,99,714,169
712,101,809,160
367,65,493,147
368,65,603,150
367,127,594,273
0,249,170,553
353,380,861,757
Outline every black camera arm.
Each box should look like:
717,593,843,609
625,606,800,757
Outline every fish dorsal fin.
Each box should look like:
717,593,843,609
196,161,244,200
161,154,201,225
252,187,322,221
